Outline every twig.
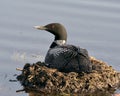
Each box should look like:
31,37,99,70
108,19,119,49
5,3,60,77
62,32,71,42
16,89,25,92
16,68,23,71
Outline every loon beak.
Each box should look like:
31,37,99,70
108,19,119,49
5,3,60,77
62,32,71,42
34,25,47,30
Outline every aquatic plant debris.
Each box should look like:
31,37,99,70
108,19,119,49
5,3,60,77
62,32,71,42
17,57,120,95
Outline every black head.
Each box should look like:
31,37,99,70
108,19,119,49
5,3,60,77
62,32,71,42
34,23,67,41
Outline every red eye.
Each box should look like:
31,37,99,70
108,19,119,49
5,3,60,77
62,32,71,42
51,25,55,29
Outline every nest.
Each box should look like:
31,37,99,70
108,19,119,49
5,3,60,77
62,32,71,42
17,57,120,95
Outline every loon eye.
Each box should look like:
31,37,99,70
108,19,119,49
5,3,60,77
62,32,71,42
51,25,55,29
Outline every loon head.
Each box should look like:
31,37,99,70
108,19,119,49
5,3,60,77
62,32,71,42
34,23,67,42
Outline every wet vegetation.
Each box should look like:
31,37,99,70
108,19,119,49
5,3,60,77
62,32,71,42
17,57,120,95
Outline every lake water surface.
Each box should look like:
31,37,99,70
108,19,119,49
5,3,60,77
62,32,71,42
0,0,120,95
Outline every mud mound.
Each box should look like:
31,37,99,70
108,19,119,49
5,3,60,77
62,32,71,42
17,57,120,95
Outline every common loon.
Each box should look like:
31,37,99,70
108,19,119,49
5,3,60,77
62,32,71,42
34,23,92,73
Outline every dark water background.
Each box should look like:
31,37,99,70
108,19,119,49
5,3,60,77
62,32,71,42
0,0,120,95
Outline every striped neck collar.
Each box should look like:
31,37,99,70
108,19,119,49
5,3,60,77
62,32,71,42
50,40,66,48
54,40,66,45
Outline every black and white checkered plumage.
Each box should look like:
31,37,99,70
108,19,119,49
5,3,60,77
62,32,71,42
45,41,92,73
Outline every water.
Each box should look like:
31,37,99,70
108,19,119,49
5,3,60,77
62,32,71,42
0,0,120,95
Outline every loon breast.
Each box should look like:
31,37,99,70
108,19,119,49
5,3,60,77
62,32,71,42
45,44,92,73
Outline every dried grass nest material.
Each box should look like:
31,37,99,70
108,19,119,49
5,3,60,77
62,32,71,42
17,57,120,94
